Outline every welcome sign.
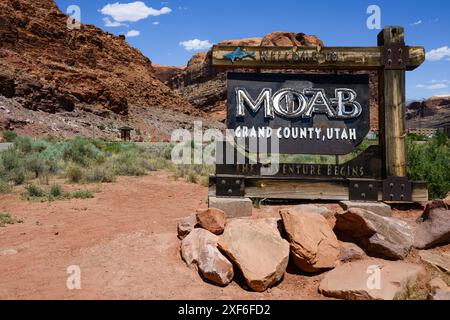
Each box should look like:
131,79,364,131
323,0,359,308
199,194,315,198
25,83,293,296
227,73,370,155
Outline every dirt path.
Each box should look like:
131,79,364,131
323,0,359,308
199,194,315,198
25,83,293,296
0,172,329,300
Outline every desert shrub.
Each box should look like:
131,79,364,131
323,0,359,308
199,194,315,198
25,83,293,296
200,176,210,187
49,184,64,198
38,144,62,174
173,165,189,181
65,163,84,183
30,139,50,153
112,150,147,176
25,184,47,198
0,150,26,185
407,132,450,199
186,170,198,184
0,212,23,227
2,130,17,142
71,190,93,199
84,165,116,183
44,134,60,143
146,156,173,171
62,138,100,166
14,136,33,154
24,153,49,178
0,134,212,188
162,143,174,160
0,179,12,194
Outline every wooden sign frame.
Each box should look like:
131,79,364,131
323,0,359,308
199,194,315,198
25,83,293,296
210,26,428,203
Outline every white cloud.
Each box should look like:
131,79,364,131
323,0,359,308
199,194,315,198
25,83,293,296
426,46,450,61
126,30,140,37
179,39,212,51
416,81,449,90
152,21,160,25
103,17,123,27
410,20,422,26
427,83,448,90
100,1,172,22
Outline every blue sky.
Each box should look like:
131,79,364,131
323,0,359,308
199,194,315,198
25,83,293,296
54,0,450,100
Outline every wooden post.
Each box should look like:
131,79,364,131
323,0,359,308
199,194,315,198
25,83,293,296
378,26,407,177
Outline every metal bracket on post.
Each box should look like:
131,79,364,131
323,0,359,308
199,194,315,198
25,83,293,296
348,179,379,201
216,175,245,197
382,176,412,202
382,44,409,70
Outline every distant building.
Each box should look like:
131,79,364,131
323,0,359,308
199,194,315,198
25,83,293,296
119,126,134,142
407,127,437,137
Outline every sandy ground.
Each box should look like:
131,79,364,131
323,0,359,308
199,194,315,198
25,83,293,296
0,172,446,300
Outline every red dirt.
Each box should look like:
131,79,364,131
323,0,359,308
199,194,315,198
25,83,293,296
0,172,325,300
0,172,445,300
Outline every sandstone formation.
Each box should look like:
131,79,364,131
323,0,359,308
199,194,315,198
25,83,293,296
196,208,226,235
418,250,450,274
407,96,450,130
181,228,234,286
339,201,392,217
339,242,365,263
428,277,450,300
177,214,197,240
335,208,414,260
218,219,290,292
414,200,450,249
0,0,212,140
280,207,340,272
319,259,426,300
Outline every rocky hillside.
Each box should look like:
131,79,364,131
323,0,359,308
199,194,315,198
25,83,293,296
154,32,380,131
0,0,220,140
407,96,450,129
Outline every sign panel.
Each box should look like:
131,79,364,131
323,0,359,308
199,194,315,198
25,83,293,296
227,72,370,155
212,45,425,70
216,146,382,180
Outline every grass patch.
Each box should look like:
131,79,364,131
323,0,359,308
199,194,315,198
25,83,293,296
23,183,94,202
24,184,47,199
0,212,23,227
0,135,214,190
70,190,93,199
